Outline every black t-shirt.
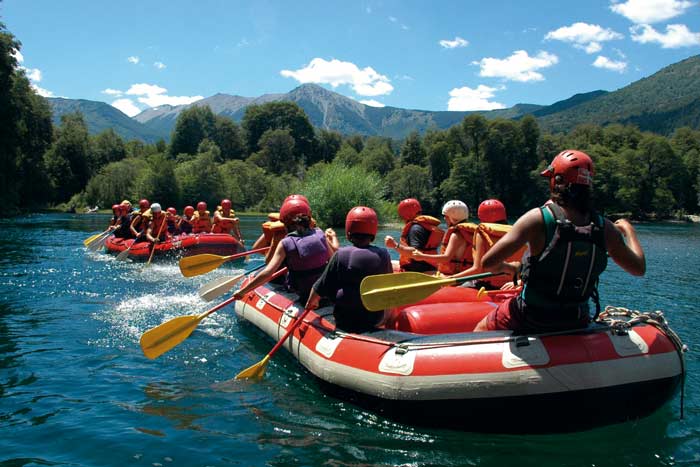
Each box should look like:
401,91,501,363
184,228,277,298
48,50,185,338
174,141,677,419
403,223,436,272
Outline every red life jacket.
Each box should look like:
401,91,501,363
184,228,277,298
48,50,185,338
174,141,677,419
473,223,526,288
399,215,444,268
150,212,168,239
191,211,211,234
438,222,478,275
212,209,236,234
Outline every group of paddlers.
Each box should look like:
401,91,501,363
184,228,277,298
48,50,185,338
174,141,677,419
107,199,243,244
232,149,647,336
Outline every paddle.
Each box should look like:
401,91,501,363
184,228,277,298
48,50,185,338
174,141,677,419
146,215,167,266
83,229,110,247
178,246,269,278
198,263,266,302
87,229,113,251
115,238,138,261
235,307,312,381
360,271,503,311
476,286,522,300
139,266,288,359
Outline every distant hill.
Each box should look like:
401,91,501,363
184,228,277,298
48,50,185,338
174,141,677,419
48,98,164,143
538,54,700,134
50,54,700,142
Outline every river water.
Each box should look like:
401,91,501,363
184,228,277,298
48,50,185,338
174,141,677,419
0,213,698,467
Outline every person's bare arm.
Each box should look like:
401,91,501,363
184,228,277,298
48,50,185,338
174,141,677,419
482,208,540,275
605,218,645,276
412,234,460,265
448,234,485,279
233,242,287,299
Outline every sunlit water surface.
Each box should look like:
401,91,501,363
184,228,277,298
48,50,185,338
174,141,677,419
0,214,698,466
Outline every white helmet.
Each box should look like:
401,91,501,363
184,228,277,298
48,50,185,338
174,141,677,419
150,203,162,213
441,200,468,221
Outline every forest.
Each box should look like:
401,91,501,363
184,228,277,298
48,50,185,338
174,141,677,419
2,24,699,225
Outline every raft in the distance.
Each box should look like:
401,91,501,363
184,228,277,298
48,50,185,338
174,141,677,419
104,233,244,261
233,282,685,433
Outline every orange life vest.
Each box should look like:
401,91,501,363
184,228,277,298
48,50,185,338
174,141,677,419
212,209,236,234
438,222,478,275
149,212,168,238
262,220,287,263
474,223,527,287
399,215,444,267
191,211,211,234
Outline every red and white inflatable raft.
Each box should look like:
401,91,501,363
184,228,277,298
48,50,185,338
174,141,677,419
104,233,243,261
234,281,685,432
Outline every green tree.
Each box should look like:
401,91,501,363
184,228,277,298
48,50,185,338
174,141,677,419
317,129,342,163
386,164,431,202
248,128,297,175
334,141,361,166
219,159,271,210
133,154,180,207
44,113,91,202
302,162,386,227
213,116,245,160
175,150,227,206
242,101,317,162
360,137,395,176
89,128,126,175
169,105,216,157
84,157,149,207
399,130,426,166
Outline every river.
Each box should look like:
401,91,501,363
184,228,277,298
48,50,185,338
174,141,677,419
0,214,698,467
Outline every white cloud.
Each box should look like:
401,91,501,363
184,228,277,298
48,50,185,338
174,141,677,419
439,36,469,49
366,6,372,13
474,50,558,82
447,85,506,111
630,23,700,47
593,55,629,72
102,88,123,96
124,82,203,107
610,0,695,24
24,67,42,82
237,38,250,47
127,56,140,64
31,84,55,98
111,98,142,117
280,58,394,96
154,61,166,70
360,99,385,107
12,49,24,63
545,22,623,54
388,16,397,22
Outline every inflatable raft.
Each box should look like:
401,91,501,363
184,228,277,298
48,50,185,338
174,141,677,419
234,281,685,433
104,233,243,261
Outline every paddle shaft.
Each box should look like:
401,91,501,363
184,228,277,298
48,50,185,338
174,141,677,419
146,215,167,265
198,262,267,301
265,307,312,359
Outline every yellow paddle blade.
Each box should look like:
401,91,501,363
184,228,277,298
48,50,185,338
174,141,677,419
139,315,203,359
198,273,245,302
83,232,103,247
179,254,228,277
360,272,457,311
236,355,270,380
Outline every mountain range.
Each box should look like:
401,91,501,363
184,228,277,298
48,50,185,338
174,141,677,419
48,54,700,142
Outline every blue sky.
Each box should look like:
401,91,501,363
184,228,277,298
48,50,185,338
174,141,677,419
3,0,700,117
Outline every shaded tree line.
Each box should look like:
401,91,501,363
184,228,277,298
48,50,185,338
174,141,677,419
3,24,700,222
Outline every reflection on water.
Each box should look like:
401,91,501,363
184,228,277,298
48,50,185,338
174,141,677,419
0,214,698,466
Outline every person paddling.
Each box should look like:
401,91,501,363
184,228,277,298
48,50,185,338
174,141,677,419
166,207,180,235
129,199,151,242
306,206,392,333
211,199,243,243
385,198,443,273
233,197,335,305
145,203,168,245
411,200,475,276
191,201,211,234
474,149,646,333
178,205,195,235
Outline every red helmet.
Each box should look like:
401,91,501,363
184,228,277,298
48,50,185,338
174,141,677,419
184,205,195,216
112,204,120,213
167,207,177,216
221,199,232,210
397,198,421,221
345,206,378,236
280,198,311,224
197,201,207,212
541,150,594,189
478,199,507,223
139,199,150,210
283,194,309,205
